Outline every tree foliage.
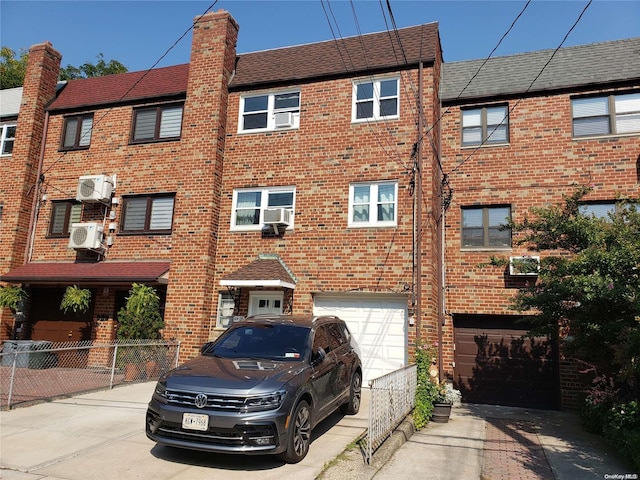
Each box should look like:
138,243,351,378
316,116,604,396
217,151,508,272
503,186,640,397
0,47,28,89
1,48,127,88
116,283,164,340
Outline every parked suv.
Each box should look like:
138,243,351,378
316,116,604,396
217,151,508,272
146,315,362,463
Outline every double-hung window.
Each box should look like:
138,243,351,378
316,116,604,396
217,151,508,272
131,104,183,143
578,201,623,220
352,77,399,122
461,206,511,248
121,194,175,234
348,182,398,227
61,114,93,150
572,92,640,137
461,105,508,146
48,200,82,237
239,90,300,132
0,123,16,155
231,187,295,230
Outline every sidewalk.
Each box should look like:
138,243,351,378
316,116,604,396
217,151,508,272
320,403,637,480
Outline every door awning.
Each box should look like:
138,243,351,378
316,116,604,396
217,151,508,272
220,254,297,289
0,261,170,285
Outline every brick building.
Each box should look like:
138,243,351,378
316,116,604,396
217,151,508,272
1,10,638,408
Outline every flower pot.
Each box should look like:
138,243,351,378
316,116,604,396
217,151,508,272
431,402,452,423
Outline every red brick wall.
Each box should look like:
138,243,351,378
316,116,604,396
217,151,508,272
440,88,640,392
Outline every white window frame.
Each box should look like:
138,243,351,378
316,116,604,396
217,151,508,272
238,90,301,133
231,186,295,231
348,181,398,228
351,76,400,123
0,123,17,156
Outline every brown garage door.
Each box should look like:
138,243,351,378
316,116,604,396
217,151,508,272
453,315,559,410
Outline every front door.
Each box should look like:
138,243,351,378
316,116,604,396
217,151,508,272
248,292,284,316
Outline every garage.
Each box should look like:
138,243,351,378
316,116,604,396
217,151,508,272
313,293,408,386
453,314,559,410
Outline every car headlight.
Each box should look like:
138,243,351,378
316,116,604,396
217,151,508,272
241,391,286,412
154,383,168,402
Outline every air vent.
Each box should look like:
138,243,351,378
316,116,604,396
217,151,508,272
69,222,104,250
76,175,113,203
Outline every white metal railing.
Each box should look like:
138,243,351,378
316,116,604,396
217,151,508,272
365,364,417,464
0,339,180,410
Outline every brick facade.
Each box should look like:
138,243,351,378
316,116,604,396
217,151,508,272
1,11,637,410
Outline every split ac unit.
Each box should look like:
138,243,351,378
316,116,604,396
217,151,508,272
274,112,294,128
76,174,113,203
263,208,292,226
509,256,540,276
69,222,104,250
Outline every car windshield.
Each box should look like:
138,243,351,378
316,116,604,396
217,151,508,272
207,324,310,361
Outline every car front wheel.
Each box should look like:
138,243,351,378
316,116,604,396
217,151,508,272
281,400,311,463
340,371,361,415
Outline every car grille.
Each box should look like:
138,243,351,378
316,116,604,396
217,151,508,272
165,389,246,411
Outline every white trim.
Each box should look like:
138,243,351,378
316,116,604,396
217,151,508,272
220,279,296,289
249,291,284,316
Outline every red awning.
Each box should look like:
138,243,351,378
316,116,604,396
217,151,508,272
0,261,170,285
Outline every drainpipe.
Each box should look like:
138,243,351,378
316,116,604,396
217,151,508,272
25,111,50,263
415,62,423,345
438,76,445,383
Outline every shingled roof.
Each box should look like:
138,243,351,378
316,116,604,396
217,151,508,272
46,22,440,111
220,254,297,288
230,23,441,88
442,37,640,103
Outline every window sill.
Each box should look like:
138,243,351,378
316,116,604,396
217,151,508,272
460,142,510,149
236,127,299,135
461,247,512,252
572,131,639,141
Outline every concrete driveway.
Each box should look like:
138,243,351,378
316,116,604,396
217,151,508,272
1,381,369,480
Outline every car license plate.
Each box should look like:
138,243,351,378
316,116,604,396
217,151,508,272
182,413,209,431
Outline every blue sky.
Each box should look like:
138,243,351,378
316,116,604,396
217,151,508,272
1,1,639,73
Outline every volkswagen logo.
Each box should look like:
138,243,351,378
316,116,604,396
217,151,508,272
194,393,208,409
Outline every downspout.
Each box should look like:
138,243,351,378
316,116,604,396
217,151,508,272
25,111,50,263
415,61,423,345
438,73,446,383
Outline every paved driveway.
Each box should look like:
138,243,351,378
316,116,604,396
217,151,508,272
1,381,369,480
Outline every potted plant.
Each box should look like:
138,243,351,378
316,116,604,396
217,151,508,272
431,382,462,423
0,285,29,339
60,285,92,315
116,283,165,381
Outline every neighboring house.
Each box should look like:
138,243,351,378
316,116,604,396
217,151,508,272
0,87,21,257
0,10,638,409
440,38,640,409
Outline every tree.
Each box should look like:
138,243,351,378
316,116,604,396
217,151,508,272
0,48,127,88
59,53,127,80
0,47,28,88
503,186,639,396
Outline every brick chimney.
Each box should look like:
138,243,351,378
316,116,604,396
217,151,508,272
163,10,239,357
0,41,61,340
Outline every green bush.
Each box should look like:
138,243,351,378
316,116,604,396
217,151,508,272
413,343,440,430
602,400,640,471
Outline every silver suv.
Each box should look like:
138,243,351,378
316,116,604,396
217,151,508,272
146,315,362,463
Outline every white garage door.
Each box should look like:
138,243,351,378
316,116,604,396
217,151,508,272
313,294,408,386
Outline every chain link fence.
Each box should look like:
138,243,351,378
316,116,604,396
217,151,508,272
0,339,180,410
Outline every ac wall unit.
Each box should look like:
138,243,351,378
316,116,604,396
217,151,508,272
263,208,292,226
69,222,104,250
509,256,540,276
76,174,113,203
274,112,294,128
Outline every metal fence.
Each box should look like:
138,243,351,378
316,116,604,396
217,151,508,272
365,364,417,464
0,339,180,410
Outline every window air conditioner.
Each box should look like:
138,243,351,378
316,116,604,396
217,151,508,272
509,256,540,276
69,222,104,250
274,112,294,128
263,208,292,226
76,174,114,203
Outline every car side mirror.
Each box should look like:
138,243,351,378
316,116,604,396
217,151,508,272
311,347,326,366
